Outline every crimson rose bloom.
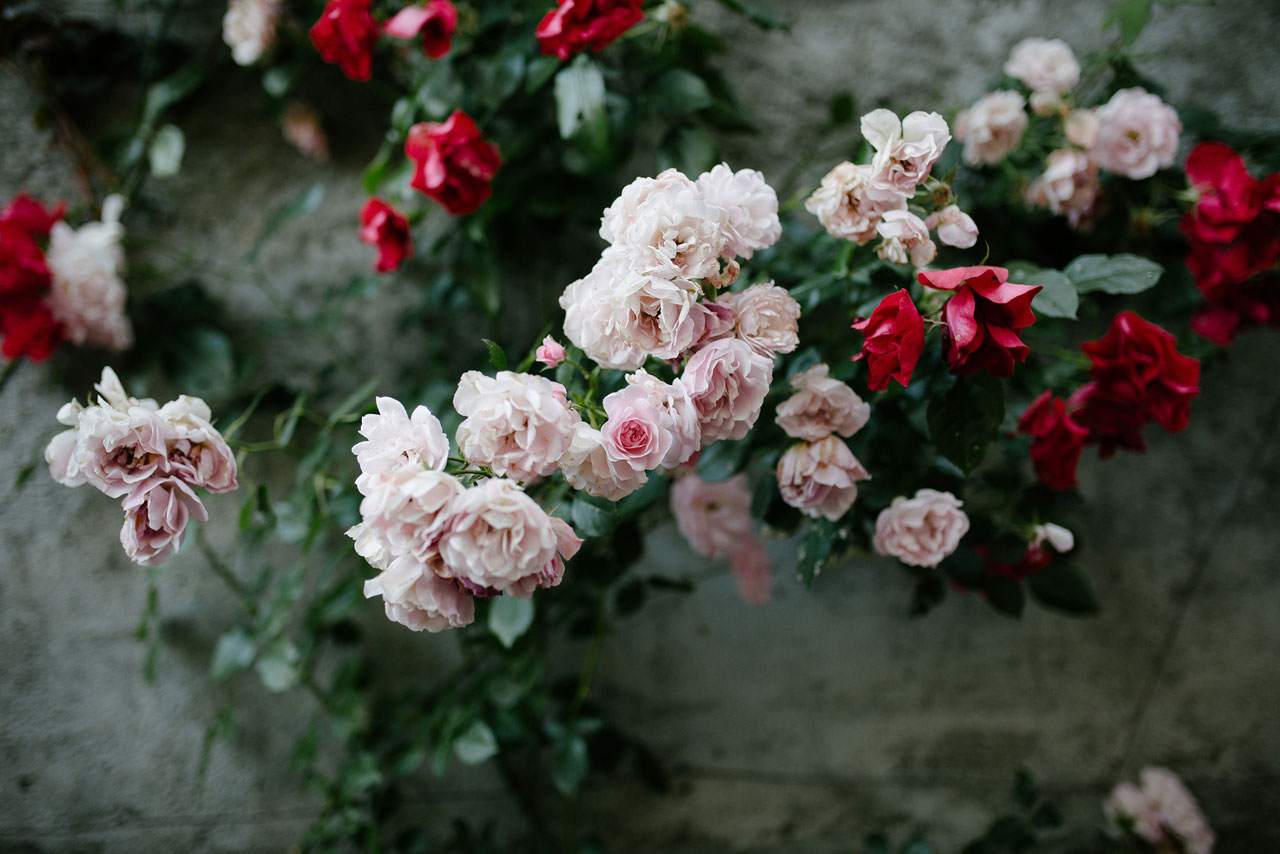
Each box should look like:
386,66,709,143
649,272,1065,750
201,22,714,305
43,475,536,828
1018,390,1089,490
384,0,457,59
1,194,65,241
1186,216,1280,297
536,0,644,61
404,111,502,216
359,199,413,273
1080,310,1200,435
851,289,925,390
1,294,63,361
0,223,53,296
919,266,1041,378
1191,276,1280,345
310,0,380,81
1180,142,1271,244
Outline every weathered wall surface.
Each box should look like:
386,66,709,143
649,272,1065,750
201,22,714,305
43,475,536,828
2,1,1278,852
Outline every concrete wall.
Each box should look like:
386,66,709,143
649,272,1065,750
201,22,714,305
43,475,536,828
2,1,1278,852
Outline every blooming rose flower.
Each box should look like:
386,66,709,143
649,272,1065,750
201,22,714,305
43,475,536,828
1105,768,1215,854
437,478,559,594
1,194,65,240
775,363,869,442
1093,88,1181,179
560,248,646,371
1191,276,1280,345
405,111,502,216
872,488,969,568
1025,149,1102,229
352,396,449,494
359,199,412,273
851,289,925,390
505,516,583,598
309,0,380,81
694,163,782,260
601,393,670,472
722,281,801,358
730,537,773,605
156,395,238,494
120,477,209,566
919,266,1042,377
1003,37,1080,95
1080,310,1200,434
364,555,475,631
223,0,281,66
1064,109,1099,148
603,369,700,470
384,0,457,58
1185,218,1280,297
1181,141,1272,244
1017,390,1089,490
557,421,648,500
0,298,63,361
73,403,172,499
925,205,979,249
805,161,906,244
350,468,464,568
536,0,644,60
954,91,1029,166
600,169,725,280
453,371,580,481
282,102,330,162
0,224,52,298
536,336,566,368
861,109,951,201
1069,381,1149,458
1028,90,1064,117
876,209,937,268
681,338,773,444
777,435,870,521
610,269,707,361
670,473,754,559
45,398,88,487
1105,782,1165,845
44,194,132,351
1031,522,1074,554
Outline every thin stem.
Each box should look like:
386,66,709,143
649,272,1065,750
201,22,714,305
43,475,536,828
568,608,607,723
196,527,251,601
0,359,20,396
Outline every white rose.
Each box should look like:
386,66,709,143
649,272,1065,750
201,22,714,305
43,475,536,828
352,396,450,495
925,205,980,249
600,168,725,279
723,281,802,357
438,479,559,594
45,195,132,351
861,109,951,201
222,0,281,66
695,163,782,260
363,555,475,632
561,248,647,371
876,209,937,268
453,371,580,481
955,91,1029,166
805,161,906,244
1093,87,1181,179
1004,37,1080,95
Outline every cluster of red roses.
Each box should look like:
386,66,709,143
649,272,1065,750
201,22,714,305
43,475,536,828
1019,311,1200,490
852,265,1043,389
0,194,67,362
1181,142,1280,346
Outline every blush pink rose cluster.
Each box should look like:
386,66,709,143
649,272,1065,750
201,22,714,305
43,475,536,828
46,367,238,566
806,108,977,268
1105,767,1215,854
670,473,774,605
872,488,969,568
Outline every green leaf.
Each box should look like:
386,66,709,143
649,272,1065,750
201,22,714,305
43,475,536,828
142,64,205,127
482,339,508,371
551,734,590,796
525,55,561,94
797,520,836,586
927,375,1005,474
172,328,235,401
571,496,618,537
453,720,499,765
909,573,947,617
1064,253,1162,295
653,70,713,115
984,575,1026,618
657,125,720,177
1025,269,1078,320
1028,563,1100,615
148,124,185,179
327,377,380,426
249,182,325,261
488,596,534,648
210,628,255,680
1106,0,1153,45
828,92,855,126
554,55,607,144
254,639,300,692
695,439,748,481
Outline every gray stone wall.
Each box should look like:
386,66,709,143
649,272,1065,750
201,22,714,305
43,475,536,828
2,1,1278,851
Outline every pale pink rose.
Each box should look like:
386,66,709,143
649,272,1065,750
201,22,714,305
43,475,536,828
223,0,281,65
364,556,475,632
1105,782,1165,844
536,336,566,368
689,300,737,351
775,363,869,442
681,338,774,444
453,371,580,481
92,366,156,412
730,537,774,605
1093,88,1181,179
438,478,559,594
349,468,464,569
74,404,173,498
601,395,669,472
723,281,802,358
804,161,906,244
612,369,701,470
611,269,706,361
599,168,725,279
694,163,782,260
119,476,208,566
1004,37,1080,95
872,488,969,567
955,91,1028,166
352,396,449,494
282,102,329,162
925,205,980,249
876,210,937,268
777,436,870,521
669,473,754,559
560,249,646,371
45,195,132,351
861,109,951,201
45,400,87,487
1031,522,1074,553
1064,108,1099,149
505,516,583,598
1025,148,1102,229
1028,89,1064,117
157,395,238,493
557,421,648,500
1140,768,1216,854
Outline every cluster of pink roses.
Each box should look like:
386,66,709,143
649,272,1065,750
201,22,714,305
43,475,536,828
806,108,977,267
46,368,238,566
1105,767,1215,854
669,474,773,605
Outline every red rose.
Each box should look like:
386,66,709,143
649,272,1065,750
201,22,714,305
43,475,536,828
359,198,413,273
1066,382,1147,459
1180,142,1269,244
0,194,65,241
1080,310,1200,435
384,0,457,59
1185,214,1280,297
1191,276,1280,345
984,544,1053,582
310,0,380,81
1017,390,1089,490
919,265,1041,378
535,0,644,61
1,294,63,362
851,289,925,390
404,111,502,216
0,223,53,297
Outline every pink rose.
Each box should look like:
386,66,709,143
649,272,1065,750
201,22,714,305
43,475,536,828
669,473,753,559
777,435,870,521
603,369,700,470
876,210,937,268
1064,108,1099,148
599,168,725,280
438,478,559,594
610,269,706,361
536,336,566,368
775,363,869,442
1003,37,1080,95
363,555,475,632
353,396,450,494
872,488,969,568
694,163,781,260
557,421,648,500
955,91,1028,166
601,395,668,472
560,248,646,371
861,109,951,201
282,102,330,162
723,281,802,358
157,395,238,494
120,477,208,566
505,516,582,598
1093,88,1181,179
729,537,773,605
45,400,86,487
348,468,464,570
74,403,172,498
1105,768,1215,854
681,338,773,444
453,371,580,481
804,161,905,244
689,299,737,351
1026,149,1102,229
925,205,979,249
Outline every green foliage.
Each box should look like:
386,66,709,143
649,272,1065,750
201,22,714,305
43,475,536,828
1064,254,1163,295
928,375,1006,474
